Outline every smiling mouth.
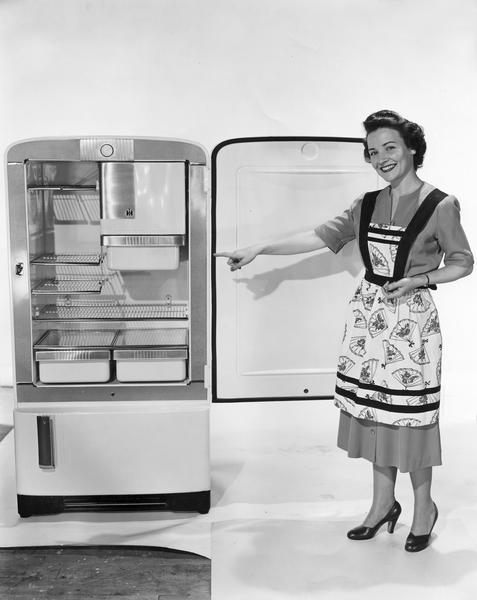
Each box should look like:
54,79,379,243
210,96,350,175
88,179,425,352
380,163,397,173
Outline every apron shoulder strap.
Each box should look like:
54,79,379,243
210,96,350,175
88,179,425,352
358,190,381,272
393,188,447,280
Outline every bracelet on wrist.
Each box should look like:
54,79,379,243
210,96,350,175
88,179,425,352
413,274,430,288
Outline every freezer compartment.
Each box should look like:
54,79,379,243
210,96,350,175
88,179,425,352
100,162,186,271
114,348,188,382
35,350,111,383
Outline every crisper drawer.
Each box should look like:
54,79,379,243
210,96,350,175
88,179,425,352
36,350,111,383
113,348,188,382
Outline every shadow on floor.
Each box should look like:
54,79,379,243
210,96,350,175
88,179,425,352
211,459,246,506
214,518,477,596
0,425,12,443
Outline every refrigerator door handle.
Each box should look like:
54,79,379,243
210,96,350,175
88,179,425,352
37,416,55,470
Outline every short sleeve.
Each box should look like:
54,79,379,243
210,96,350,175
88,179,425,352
436,196,474,270
314,195,362,254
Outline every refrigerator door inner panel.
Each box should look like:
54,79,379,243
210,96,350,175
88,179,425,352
213,138,380,401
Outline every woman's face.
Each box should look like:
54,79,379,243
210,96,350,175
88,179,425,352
366,127,416,184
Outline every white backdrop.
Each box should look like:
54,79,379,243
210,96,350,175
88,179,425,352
0,0,475,421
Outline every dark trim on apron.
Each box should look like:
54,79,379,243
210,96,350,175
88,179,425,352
336,385,440,413
358,190,380,274
359,187,447,290
392,188,447,279
337,371,440,396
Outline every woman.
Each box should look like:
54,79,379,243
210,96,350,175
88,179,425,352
216,110,473,552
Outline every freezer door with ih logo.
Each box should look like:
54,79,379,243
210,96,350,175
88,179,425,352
212,137,380,402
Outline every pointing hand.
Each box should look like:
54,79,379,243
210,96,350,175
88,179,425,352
215,248,259,271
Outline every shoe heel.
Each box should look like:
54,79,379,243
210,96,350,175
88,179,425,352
387,517,398,533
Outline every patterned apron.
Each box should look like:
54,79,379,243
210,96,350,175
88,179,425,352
334,188,446,427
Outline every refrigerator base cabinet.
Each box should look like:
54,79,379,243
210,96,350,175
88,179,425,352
14,401,210,517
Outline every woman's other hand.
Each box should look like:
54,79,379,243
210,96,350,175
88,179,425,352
215,247,261,271
384,276,425,299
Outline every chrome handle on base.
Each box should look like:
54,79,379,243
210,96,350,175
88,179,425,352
37,416,55,470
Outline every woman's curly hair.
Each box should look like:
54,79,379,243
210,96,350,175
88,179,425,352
362,110,426,170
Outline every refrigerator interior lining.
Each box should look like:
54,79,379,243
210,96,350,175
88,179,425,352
50,191,100,224
27,189,100,226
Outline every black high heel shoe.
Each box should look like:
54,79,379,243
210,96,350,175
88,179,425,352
405,502,438,552
347,500,402,540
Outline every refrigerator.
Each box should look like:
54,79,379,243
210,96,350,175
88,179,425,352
6,136,378,517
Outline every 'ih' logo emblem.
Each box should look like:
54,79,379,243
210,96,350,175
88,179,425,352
125,208,134,218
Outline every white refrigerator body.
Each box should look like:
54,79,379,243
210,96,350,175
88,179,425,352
14,401,210,497
7,138,210,517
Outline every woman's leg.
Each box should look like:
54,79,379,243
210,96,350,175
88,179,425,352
409,466,437,535
362,463,398,526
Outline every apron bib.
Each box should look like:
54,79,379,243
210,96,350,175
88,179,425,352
334,188,446,427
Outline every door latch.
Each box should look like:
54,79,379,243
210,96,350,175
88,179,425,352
15,262,24,276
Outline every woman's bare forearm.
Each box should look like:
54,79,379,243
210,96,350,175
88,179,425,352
215,230,328,271
411,263,473,287
255,230,328,255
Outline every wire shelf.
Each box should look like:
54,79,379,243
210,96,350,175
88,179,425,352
32,279,104,295
27,186,98,191
35,303,189,320
31,254,102,266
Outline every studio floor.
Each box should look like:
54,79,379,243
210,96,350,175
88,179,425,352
1,387,477,599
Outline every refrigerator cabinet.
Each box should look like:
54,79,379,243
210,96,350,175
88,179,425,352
7,137,209,517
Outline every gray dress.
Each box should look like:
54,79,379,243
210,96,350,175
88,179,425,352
337,409,442,472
